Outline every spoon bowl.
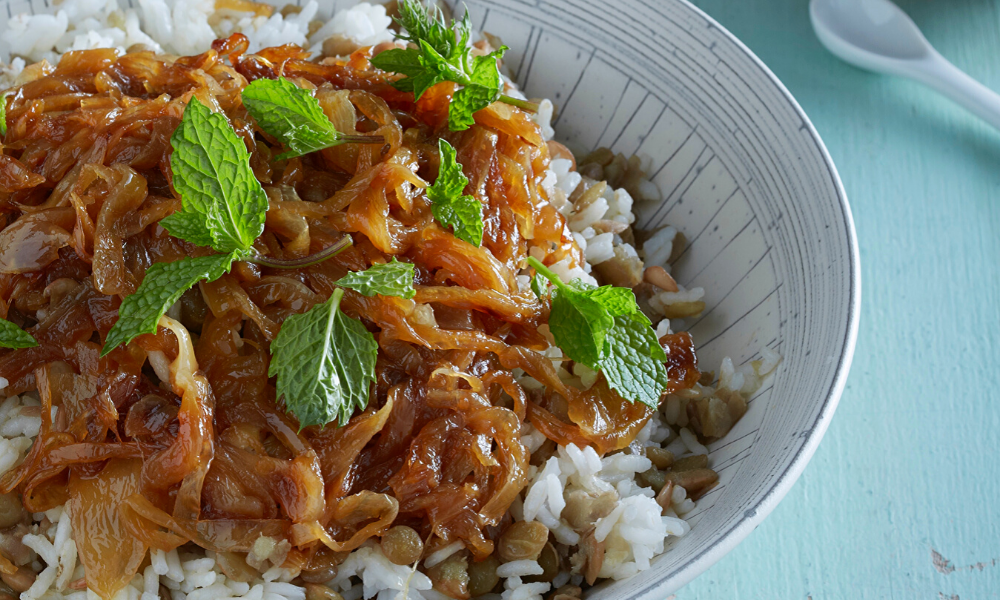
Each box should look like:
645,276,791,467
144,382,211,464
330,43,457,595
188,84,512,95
811,0,930,65
811,0,1000,130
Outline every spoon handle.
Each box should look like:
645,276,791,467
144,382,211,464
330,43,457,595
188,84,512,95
912,52,1000,131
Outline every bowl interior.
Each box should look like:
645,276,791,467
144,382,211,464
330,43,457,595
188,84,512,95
451,0,858,595
0,0,859,595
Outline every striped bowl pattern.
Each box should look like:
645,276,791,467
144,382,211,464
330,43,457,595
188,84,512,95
0,0,861,595
459,0,860,595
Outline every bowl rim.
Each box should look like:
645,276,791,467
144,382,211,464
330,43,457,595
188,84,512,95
635,0,862,594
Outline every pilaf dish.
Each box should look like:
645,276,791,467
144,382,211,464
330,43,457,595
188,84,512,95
0,2,780,599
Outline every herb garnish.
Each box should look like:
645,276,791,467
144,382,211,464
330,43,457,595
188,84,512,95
428,139,483,246
241,77,385,159
528,257,669,408
268,288,378,428
103,252,239,355
530,273,547,299
160,97,268,253
336,258,416,299
0,92,11,137
267,261,416,429
102,95,388,430
0,319,37,349
370,0,537,131
101,97,352,357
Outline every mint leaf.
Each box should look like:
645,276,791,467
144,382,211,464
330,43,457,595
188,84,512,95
449,49,505,131
158,210,215,249
242,77,341,160
428,139,483,246
395,0,468,58
101,253,237,356
527,257,670,407
530,273,547,299
0,319,37,349
545,278,634,366
368,48,424,87
163,97,267,254
371,0,506,131
0,91,11,137
549,285,613,367
336,258,416,299
597,312,669,408
269,288,378,428
585,285,638,318
415,40,462,99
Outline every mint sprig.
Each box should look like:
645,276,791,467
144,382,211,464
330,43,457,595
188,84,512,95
446,48,507,131
241,77,384,160
0,318,37,349
395,0,466,58
530,273,547,299
0,91,11,138
268,288,378,428
370,0,535,131
102,97,266,356
428,139,483,246
528,257,669,408
102,253,238,355
600,312,669,407
160,97,267,254
336,258,416,299
101,97,352,357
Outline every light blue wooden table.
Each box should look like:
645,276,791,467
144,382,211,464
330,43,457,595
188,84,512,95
677,1,1000,598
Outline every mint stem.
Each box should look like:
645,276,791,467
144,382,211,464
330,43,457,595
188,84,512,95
335,133,386,145
499,95,539,113
248,236,353,269
526,256,568,292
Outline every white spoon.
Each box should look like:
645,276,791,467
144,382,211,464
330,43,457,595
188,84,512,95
810,0,1000,130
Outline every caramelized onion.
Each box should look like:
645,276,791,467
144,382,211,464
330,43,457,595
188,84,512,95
0,38,704,599
0,208,74,273
68,459,147,600
92,165,147,295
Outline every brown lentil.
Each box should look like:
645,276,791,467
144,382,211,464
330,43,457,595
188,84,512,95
467,555,501,597
380,525,423,566
665,468,719,497
655,480,675,513
645,446,674,470
643,266,678,292
0,494,25,530
638,467,667,492
304,583,345,600
526,542,559,583
672,454,709,472
1,567,35,593
427,553,469,599
497,521,549,563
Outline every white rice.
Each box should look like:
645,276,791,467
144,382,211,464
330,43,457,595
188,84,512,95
495,561,543,579
518,442,677,581
422,540,464,569
641,226,677,273
0,0,393,64
500,577,549,600
0,1,787,598
328,543,433,600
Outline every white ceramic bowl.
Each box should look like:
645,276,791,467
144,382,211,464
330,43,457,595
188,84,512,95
445,0,861,596
0,0,860,595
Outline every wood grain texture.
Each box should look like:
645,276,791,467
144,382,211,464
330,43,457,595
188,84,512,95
682,1,1000,598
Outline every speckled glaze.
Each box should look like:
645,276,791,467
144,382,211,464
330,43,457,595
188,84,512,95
0,0,861,595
